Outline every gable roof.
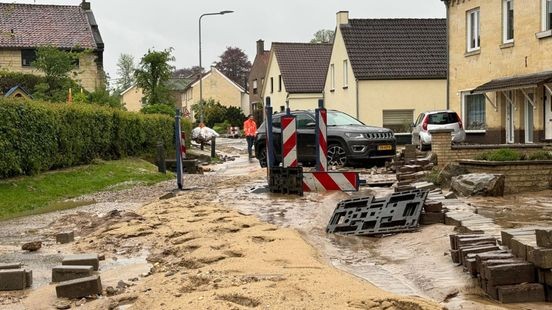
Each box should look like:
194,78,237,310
340,18,447,80
272,42,332,93
185,67,246,93
0,2,102,50
4,84,32,98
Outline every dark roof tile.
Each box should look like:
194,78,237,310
273,42,332,93
0,3,98,49
341,18,447,80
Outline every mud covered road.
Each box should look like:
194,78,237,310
1,138,551,309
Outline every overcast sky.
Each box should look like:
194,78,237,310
12,0,445,83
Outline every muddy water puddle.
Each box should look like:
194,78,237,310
222,177,551,309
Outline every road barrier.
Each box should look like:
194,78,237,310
315,99,327,172
302,172,359,192
281,113,298,168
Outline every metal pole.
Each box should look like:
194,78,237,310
175,109,184,190
211,136,216,158
157,141,166,174
199,15,203,123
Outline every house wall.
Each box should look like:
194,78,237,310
0,48,103,92
121,86,143,112
324,25,358,118
447,0,552,143
357,79,447,127
183,69,245,120
262,52,288,109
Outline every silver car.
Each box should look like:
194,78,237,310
411,110,466,150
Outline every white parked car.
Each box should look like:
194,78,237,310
411,110,466,150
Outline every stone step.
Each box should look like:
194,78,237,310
55,275,102,299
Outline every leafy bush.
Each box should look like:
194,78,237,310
475,149,524,161
191,99,246,128
213,121,231,134
0,98,191,178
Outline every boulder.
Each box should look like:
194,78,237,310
21,241,42,252
438,163,469,187
451,173,505,197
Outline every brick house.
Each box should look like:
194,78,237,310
248,39,270,120
261,42,332,111
0,1,104,92
324,11,447,133
442,0,552,144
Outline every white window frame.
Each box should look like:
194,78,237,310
542,0,552,31
461,91,487,133
467,8,481,52
330,64,335,90
343,60,348,87
503,0,514,43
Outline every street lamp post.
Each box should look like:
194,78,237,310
198,10,234,123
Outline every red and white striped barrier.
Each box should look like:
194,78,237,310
315,108,328,172
302,172,359,192
281,115,297,167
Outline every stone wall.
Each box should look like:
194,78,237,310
458,160,552,194
432,130,550,169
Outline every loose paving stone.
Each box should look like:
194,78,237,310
25,270,32,288
0,263,21,270
423,200,443,213
420,212,445,225
528,247,552,269
56,231,75,244
536,229,552,248
62,254,99,271
483,263,536,286
497,283,545,303
0,269,27,291
52,265,94,283
501,228,537,248
55,275,102,299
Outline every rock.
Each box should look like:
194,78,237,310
438,163,470,187
54,300,71,309
21,241,42,252
451,173,505,197
105,286,117,296
76,298,86,306
98,253,106,261
116,280,129,289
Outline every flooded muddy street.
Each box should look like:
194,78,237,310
1,139,551,309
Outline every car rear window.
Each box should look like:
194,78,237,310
428,112,459,125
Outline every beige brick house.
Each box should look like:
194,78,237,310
183,66,249,120
261,42,332,111
324,11,447,133
443,0,552,144
0,1,104,92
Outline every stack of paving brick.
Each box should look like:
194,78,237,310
0,263,32,291
54,253,103,299
420,199,446,225
449,230,552,303
502,228,552,302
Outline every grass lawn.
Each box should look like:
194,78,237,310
0,158,173,220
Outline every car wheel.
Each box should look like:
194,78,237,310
328,143,348,168
257,146,267,168
419,140,430,151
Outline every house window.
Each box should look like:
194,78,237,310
278,75,282,92
261,78,264,89
343,60,348,87
270,77,274,93
542,0,552,31
330,64,335,90
253,79,258,94
503,0,514,43
21,49,37,67
462,93,486,130
382,110,414,133
467,8,480,52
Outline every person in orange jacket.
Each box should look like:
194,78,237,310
243,114,257,158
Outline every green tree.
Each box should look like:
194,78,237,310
191,99,245,128
134,48,175,106
115,53,135,92
31,45,82,101
310,29,335,43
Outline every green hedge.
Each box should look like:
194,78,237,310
0,98,191,178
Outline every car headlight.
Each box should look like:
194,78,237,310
344,132,367,139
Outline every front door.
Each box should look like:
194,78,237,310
506,99,514,144
546,86,552,140
525,92,534,143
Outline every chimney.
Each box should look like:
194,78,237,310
336,11,349,26
80,1,91,10
256,40,265,56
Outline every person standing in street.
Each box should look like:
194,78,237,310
243,114,257,158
